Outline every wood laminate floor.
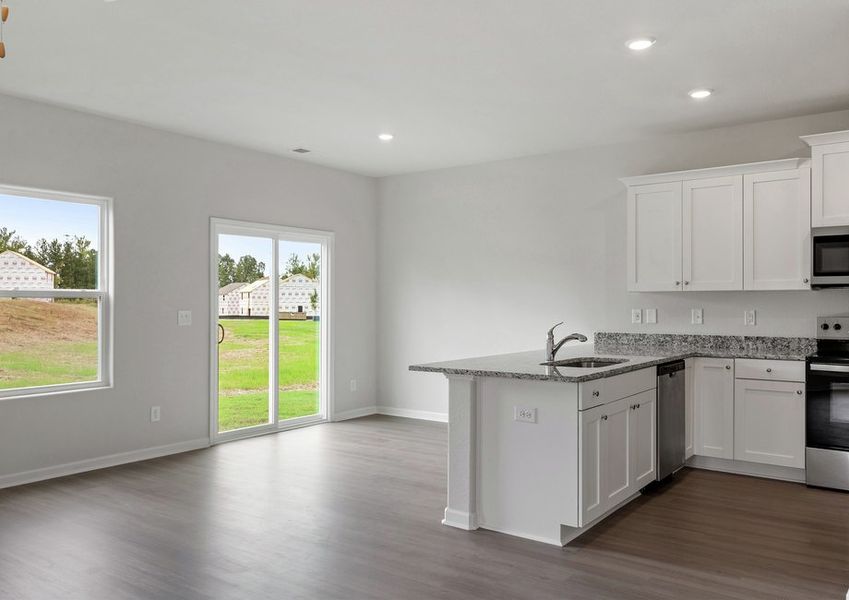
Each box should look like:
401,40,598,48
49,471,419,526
1,415,847,600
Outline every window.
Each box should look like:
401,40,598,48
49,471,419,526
0,184,112,398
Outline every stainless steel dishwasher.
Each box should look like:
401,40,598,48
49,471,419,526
656,360,686,481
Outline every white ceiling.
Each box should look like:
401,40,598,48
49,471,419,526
1,1,847,176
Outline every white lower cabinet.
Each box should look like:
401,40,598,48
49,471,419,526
693,358,735,459
579,388,656,526
684,360,694,459
734,378,806,468
690,358,807,471
580,403,605,526
630,389,657,489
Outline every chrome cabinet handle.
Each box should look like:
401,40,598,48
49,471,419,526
675,281,681,286
725,365,731,370
592,390,600,397
601,415,608,420
810,363,849,373
684,281,690,285
803,278,809,284
766,368,773,373
796,390,803,395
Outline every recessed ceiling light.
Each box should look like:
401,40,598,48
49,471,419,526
626,37,656,51
378,133,394,142
291,148,311,154
688,88,713,99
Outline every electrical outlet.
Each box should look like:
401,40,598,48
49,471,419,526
177,310,192,326
691,308,704,325
513,407,537,424
150,406,161,422
645,308,657,324
744,310,756,326
350,379,358,392
631,308,642,324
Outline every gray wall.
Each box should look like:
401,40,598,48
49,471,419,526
0,94,378,478
377,109,849,417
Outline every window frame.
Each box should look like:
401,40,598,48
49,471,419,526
0,183,113,400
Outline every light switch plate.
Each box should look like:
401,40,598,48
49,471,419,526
645,308,657,324
177,310,192,326
744,310,756,326
150,406,161,422
691,308,704,325
514,407,537,424
631,308,642,324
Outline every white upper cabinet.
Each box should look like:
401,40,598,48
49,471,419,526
683,175,743,291
744,168,812,290
626,182,682,291
621,159,810,292
802,130,849,227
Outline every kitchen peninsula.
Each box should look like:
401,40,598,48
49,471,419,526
410,332,815,546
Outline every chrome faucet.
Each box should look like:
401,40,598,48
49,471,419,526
546,322,588,362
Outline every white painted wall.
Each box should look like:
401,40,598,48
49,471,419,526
377,109,849,417
0,94,377,480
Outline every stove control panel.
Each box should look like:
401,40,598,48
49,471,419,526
818,316,849,340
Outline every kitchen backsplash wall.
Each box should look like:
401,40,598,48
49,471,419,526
594,332,817,360
377,108,849,416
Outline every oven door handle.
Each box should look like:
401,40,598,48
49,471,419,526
810,363,849,373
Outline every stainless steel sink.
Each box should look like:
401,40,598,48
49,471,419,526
540,357,628,368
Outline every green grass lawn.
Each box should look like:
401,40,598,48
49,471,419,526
0,302,318,432
217,318,320,432
0,300,99,390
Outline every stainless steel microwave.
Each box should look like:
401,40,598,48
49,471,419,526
812,227,849,288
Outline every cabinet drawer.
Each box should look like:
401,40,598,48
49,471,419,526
734,359,805,382
579,379,606,410
579,367,656,410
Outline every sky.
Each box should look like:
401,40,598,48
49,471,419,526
0,194,100,250
219,235,320,277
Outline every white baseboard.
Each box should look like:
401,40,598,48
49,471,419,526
376,406,448,423
0,438,210,490
443,507,478,531
333,406,447,423
686,455,805,483
333,405,378,421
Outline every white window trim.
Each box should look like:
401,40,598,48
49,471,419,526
0,183,113,400
209,217,334,444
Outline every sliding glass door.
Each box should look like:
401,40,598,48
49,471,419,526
211,219,332,442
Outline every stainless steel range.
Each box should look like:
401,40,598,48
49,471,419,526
806,315,849,491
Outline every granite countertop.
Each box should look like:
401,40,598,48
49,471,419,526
409,333,816,383
409,346,671,383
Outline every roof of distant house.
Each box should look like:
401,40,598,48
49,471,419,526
218,282,248,296
239,278,269,294
0,249,58,275
282,274,317,283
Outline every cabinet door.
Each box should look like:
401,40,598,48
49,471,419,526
602,397,633,508
579,404,606,526
694,358,735,459
734,379,806,468
744,168,811,290
684,361,694,459
627,182,683,291
811,140,849,227
630,389,657,489
683,176,743,291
